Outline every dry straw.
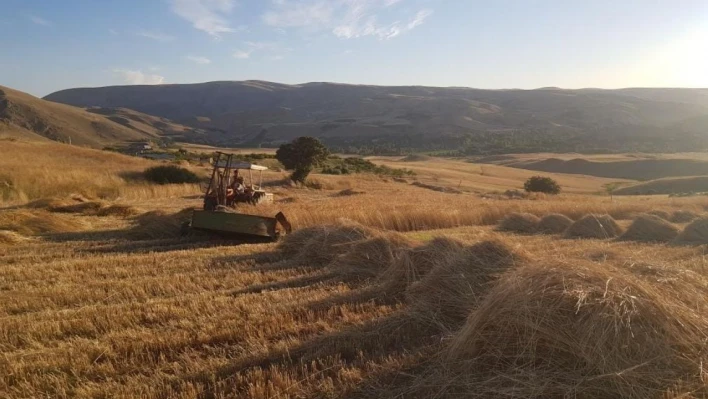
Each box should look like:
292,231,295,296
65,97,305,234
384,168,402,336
406,239,528,328
564,214,623,239
537,213,574,234
619,214,679,243
442,260,708,398
0,209,87,235
0,230,28,244
128,208,195,239
277,219,377,267
671,210,699,224
497,212,540,234
673,217,708,245
648,210,671,220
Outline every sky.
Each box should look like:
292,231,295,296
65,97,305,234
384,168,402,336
1,0,708,97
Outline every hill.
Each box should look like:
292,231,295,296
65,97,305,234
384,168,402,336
475,153,708,181
44,81,708,153
614,176,708,195
84,107,195,140
0,85,165,147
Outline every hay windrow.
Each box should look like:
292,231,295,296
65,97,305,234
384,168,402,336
440,261,708,399
619,214,679,243
277,219,377,267
671,210,699,224
128,208,195,239
96,204,142,217
648,210,671,221
406,239,529,328
50,201,105,214
497,212,540,234
564,214,623,239
330,231,416,281
0,230,28,244
673,217,708,245
0,209,88,235
537,213,573,234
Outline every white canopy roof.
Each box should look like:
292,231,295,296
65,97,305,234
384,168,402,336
214,160,268,171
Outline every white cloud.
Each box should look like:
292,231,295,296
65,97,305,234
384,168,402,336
233,50,251,59
138,30,175,42
109,29,119,35
186,55,212,64
262,1,334,29
29,15,51,26
233,41,290,60
262,0,431,40
113,69,165,85
170,0,236,38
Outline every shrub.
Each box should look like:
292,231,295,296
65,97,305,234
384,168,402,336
143,165,201,185
524,176,561,194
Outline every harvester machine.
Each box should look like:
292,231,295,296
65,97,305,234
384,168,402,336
187,151,292,240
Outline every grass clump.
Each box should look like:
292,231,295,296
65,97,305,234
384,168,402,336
143,165,201,185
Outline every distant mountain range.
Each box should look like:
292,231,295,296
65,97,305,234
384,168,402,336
5,81,708,153
43,81,708,153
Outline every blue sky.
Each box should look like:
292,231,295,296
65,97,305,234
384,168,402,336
1,0,707,97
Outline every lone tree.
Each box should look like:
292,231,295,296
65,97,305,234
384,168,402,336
276,136,330,183
524,176,561,194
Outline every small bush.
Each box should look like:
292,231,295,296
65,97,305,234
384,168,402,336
143,165,201,185
524,176,561,194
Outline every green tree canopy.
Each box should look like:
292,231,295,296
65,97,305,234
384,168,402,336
524,176,561,195
276,136,330,183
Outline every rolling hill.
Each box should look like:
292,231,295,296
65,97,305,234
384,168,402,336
0,85,198,148
0,85,160,147
44,81,708,153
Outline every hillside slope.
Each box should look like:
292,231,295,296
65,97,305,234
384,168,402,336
84,107,195,139
0,86,158,147
477,155,708,181
44,81,708,152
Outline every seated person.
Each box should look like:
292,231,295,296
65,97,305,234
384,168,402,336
226,175,248,204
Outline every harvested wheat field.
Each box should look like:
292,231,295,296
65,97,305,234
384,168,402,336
3,142,708,398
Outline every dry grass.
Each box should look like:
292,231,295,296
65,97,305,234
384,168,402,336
0,230,27,244
671,210,700,223
437,260,708,399
406,238,528,329
497,212,540,234
537,213,574,234
0,140,201,203
620,214,680,243
565,214,623,239
0,208,88,235
674,217,708,245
